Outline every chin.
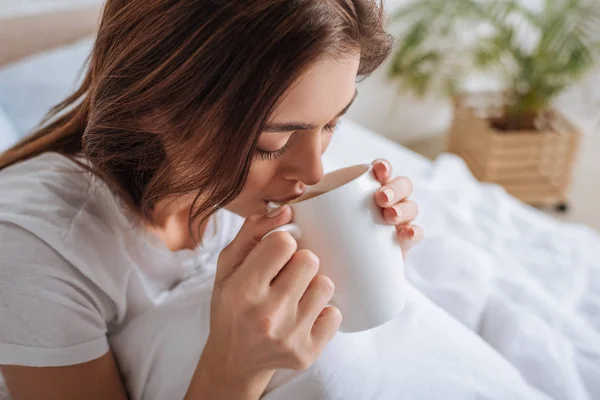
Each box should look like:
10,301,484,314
225,199,267,218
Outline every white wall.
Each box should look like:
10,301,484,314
347,54,454,144
346,0,454,143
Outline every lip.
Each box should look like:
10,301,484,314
264,192,305,205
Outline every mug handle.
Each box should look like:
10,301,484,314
263,223,303,240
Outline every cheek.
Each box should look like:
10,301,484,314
239,159,280,197
226,160,280,216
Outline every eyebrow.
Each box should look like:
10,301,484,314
263,90,358,133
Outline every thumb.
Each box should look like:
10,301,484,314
215,205,293,283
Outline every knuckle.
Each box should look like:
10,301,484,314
277,336,294,353
314,275,335,296
268,231,298,254
293,249,320,272
257,314,275,337
290,352,313,371
225,284,255,308
230,291,250,308
398,176,413,193
256,310,278,337
274,337,313,370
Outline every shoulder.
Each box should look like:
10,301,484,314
0,152,93,227
0,151,91,194
0,152,135,304
0,155,130,366
0,151,131,240
0,222,112,367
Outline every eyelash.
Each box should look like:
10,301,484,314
256,141,292,161
255,121,340,161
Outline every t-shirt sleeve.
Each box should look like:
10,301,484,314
0,222,113,367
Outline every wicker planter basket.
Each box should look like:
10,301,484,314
448,92,581,208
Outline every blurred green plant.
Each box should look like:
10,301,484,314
388,0,600,130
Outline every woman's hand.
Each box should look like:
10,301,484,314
372,159,424,256
188,207,341,400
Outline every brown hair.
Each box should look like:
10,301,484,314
0,0,392,233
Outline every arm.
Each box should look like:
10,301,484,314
1,352,128,400
184,346,276,400
1,348,268,400
0,224,126,399
0,220,270,400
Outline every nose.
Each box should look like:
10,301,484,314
282,131,323,186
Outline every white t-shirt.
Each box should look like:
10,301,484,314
0,153,549,400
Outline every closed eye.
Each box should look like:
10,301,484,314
324,120,340,133
255,120,341,161
255,141,292,161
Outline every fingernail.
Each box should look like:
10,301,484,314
267,205,287,218
378,160,390,173
402,226,415,238
374,162,387,178
389,207,401,220
381,188,395,203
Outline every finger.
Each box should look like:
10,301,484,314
310,305,342,348
382,200,419,225
375,176,413,208
396,225,425,256
371,159,392,184
235,230,298,291
298,274,335,331
216,206,292,282
271,249,320,305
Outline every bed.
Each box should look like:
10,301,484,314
1,7,599,400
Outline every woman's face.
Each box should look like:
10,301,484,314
226,54,361,218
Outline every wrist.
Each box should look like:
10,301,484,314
186,343,273,400
200,370,270,400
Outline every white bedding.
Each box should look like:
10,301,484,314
1,37,599,400
0,106,18,152
404,155,600,400
0,38,92,138
325,123,600,399
0,0,100,18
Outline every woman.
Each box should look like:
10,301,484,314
0,1,549,400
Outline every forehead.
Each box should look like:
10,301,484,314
269,55,360,123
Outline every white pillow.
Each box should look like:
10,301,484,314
0,37,94,138
0,106,19,153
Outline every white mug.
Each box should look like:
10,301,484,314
267,164,406,333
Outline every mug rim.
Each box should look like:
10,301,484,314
288,163,372,206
